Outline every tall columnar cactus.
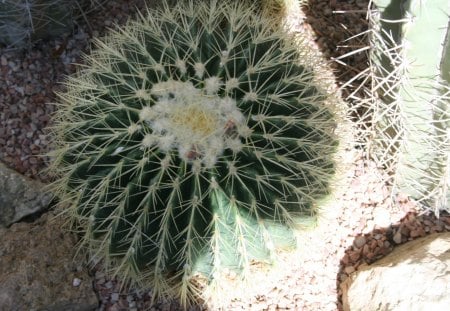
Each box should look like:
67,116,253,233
368,0,450,214
49,0,339,306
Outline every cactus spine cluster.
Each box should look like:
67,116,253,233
367,0,450,214
49,0,339,306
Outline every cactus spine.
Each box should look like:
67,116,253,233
368,0,450,214
49,0,339,306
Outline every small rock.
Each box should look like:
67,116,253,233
72,278,81,287
374,234,382,240
341,233,450,311
442,217,450,226
105,281,114,289
348,251,361,262
344,266,355,274
363,220,375,233
431,224,444,232
96,277,106,285
353,236,366,249
341,255,350,266
410,228,426,238
362,244,371,256
424,220,433,226
95,271,106,279
372,208,391,227
0,55,7,66
400,225,411,236
366,252,375,260
24,84,36,96
0,162,52,227
393,230,402,244
111,292,120,303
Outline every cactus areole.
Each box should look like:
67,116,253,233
50,0,338,305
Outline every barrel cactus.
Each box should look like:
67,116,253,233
367,0,450,214
49,0,340,306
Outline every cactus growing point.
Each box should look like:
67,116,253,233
48,0,340,306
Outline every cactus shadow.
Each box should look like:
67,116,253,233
336,210,450,310
301,0,370,88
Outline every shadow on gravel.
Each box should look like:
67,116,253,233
301,0,373,149
301,0,370,90
336,210,450,310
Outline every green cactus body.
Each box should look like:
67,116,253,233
0,0,76,48
370,0,450,213
49,0,339,305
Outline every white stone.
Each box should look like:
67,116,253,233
372,206,391,228
72,278,81,287
341,232,450,311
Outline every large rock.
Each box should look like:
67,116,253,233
341,232,450,311
0,210,98,311
0,161,52,227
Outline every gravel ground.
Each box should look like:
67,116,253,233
0,0,150,183
1,1,449,310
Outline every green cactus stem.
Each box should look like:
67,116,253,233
369,0,450,214
48,0,340,306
